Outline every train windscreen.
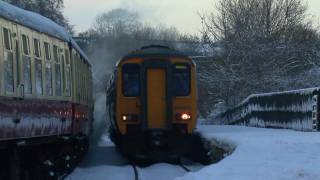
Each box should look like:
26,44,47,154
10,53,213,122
173,64,190,96
122,64,140,97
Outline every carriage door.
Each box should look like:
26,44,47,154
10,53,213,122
2,23,19,97
147,68,167,129
12,24,23,98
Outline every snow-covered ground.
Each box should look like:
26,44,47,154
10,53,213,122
179,125,320,180
66,133,203,180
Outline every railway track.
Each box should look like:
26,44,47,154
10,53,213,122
131,164,140,180
130,160,192,180
178,163,191,172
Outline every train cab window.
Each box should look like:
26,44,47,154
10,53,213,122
122,64,140,97
3,28,14,92
173,64,191,96
44,42,52,96
34,38,43,95
22,34,32,94
3,28,12,50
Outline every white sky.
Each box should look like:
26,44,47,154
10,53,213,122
64,0,320,35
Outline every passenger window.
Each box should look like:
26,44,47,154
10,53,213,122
122,64,140,97
33,38,41,57
65,49,71,97
4,51,14,92
34,39,43,95
45,61,53,96
3,28,12,50
55,48,62,96
35,58,43,95
44,42,51,60
22,34,30,55
173,64,191,96
23,56,32,94
53,45,59,62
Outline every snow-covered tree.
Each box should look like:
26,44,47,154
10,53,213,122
3,0,73,33
198,0,320,115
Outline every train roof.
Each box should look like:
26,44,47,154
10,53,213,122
0,1,90,65
121,45,191,61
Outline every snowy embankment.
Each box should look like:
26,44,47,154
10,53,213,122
178,125,320,180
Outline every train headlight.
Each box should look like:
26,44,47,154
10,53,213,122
122,114,138,121
176,113,191,121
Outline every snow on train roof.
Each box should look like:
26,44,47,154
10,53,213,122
0,1,90,65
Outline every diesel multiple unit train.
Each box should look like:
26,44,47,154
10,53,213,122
106,45,199,161
0,1,93,180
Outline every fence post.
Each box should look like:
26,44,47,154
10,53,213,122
312,95,318,131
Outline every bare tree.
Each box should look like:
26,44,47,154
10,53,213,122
198,0,320,116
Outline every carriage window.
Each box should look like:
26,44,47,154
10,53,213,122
33,38,41,57
44,42,51,60
46,61,53,96
55,49,62,96
173,64,191,96
35,59,43,95
23,56,32,94
65,49,71,97
53,45,59,62
22,34,30,55
122,64,140,97
3,28,12,50
4,52,14,92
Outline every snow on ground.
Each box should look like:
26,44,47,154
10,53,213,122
178,125,320,180
67,132,203,180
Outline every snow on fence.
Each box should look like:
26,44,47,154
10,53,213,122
214,87,320,131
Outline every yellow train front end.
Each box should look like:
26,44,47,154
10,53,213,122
107,45,197,160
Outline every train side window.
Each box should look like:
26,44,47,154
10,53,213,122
3,28,14,92
3,28,12,50
54,45,61,96
44,42,51,60
44,42,52,96
22,34,32,94
65,49,71,97
33,38,41,57
22,34,30,55
173,64,191,96
34,39,43,95
122,64,140,97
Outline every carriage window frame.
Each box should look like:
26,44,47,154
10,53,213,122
122,63,141,97
172,63,191,96
3,27,12,50
44,42,51,60
21,34,30,55
33,38,41,58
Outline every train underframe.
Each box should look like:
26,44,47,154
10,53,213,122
0,135,89,180
110,125,210,164
0,97,93,180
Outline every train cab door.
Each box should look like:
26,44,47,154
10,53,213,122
142,60,172,130
147,68,167,129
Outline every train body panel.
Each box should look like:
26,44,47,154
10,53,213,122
0,2,93,178
107,45,197,158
